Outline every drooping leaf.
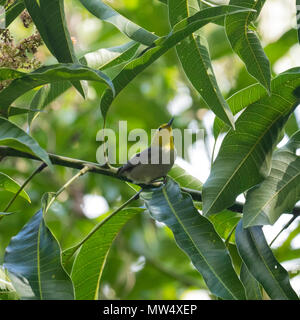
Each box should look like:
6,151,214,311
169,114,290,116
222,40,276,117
243,130,300,227
168,0,235,128
225,0,271,92
24,0,85,97
3,194,74,300
100,5,254,120
203,68,300,216
0,63,114,117
70,208,143,300
4,0,24,27
141,178,246,300
168,164,202,190
0,117,52,167
235,220,298,300
240,263,263,300
78,0,158,46
208,210,241,244
0,172,30,203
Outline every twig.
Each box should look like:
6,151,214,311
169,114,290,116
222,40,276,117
0,162,47,221
64,190,142,262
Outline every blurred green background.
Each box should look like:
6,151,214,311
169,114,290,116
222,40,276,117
1,0,300,299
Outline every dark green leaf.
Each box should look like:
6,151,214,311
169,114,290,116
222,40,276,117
235,220,298,300
203,68,300,216
225,0,271,92
100,5,254,120
4,0,24,27
70,208,143,300
0,63,114,117
240,263,263,300
243,130,300,227
3,194,74,300
168,0,234,128
24,0,85,97
141,178,246,300
78,0,158,46
0,117,52,167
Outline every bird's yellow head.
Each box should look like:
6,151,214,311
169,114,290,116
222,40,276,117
151,118,175,150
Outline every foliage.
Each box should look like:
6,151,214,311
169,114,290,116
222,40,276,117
0,0,299,300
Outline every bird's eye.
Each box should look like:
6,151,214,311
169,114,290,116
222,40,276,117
159,127,162,131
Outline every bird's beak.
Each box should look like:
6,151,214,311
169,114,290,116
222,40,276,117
167,117,174,127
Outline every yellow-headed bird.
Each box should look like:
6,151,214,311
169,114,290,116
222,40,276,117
117,118,176,184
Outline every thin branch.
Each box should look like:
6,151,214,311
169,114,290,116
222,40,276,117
0,162,47,221
64,190,142,262
1,146,300,216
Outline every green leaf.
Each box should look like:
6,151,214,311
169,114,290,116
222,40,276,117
168,0,235,128
69,208,143,300
141,178,246,300
168,164,202,190
3,194,74,300
78,0,158,46
202,68,300,216
240,263,263,300
0,63,114,117
213,67,300,138
225,0,271,92
208,210,241,244
24,0,85,97
100,5,255,120
4,0,24,27
243,130,300,227
0,117,52,167
0,172,30,203
235,220,298,300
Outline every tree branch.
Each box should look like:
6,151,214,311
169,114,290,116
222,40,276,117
1,146,300,216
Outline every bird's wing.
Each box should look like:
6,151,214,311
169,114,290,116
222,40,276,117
117,148,151,176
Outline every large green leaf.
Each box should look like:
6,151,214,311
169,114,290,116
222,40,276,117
5,0,24,27
70,208,143,300
243,130,300,227
213,68,300,138
0,117,52,167
240,263,262,300
3,194,74,300
225,0,271,92
24,0,85,96
0,172,30,203
141,178,246,300
202,68,300,216
168,0,234,128
235,220,298,300
27,42,139,126
78,0,158,46
0,63,114,117
100,5,254,119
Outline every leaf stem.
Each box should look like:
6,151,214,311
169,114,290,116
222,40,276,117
45,165,90,212
269,214,299,247
1,162,47,219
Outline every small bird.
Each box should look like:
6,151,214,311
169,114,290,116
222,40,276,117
117,118,176,184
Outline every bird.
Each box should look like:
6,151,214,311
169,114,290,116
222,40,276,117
117,118,176,185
